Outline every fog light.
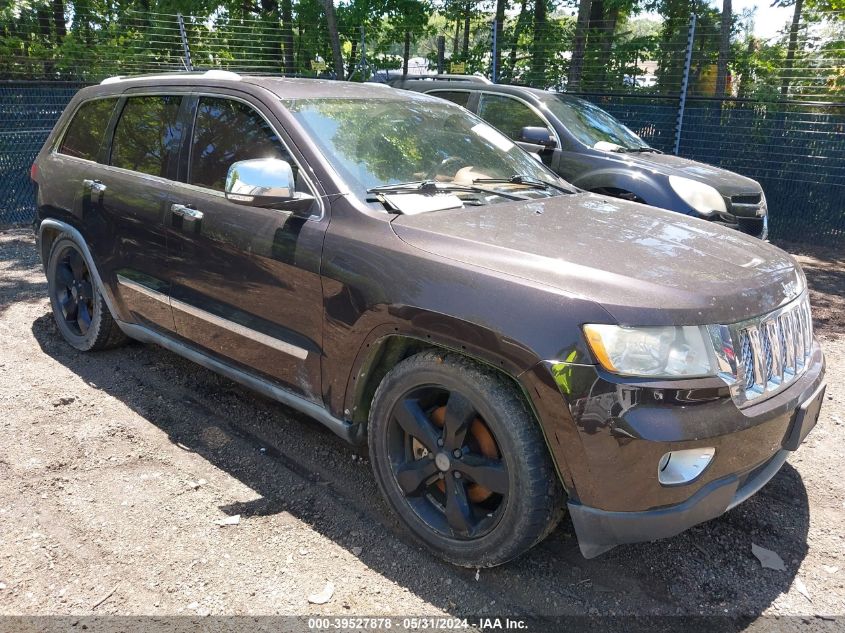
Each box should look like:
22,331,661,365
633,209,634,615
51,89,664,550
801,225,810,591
658,448,715,486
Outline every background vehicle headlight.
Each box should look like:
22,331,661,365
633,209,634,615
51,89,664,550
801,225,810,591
668,175,727,216
583,324,718,378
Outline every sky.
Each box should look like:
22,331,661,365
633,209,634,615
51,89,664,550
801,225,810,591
731,0,795,40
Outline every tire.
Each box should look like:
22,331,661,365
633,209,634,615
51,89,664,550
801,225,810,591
368,351,564,567
46,236,126,352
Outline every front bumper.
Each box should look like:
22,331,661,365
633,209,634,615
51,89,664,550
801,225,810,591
522,340,825,558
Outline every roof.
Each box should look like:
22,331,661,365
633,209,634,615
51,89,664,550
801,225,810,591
88,71,416,101
394,78,570,104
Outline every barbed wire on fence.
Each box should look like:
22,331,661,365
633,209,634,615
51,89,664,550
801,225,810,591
2,8,843,101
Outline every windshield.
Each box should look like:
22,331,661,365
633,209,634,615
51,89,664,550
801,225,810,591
544,95,650,151
284,97,567,210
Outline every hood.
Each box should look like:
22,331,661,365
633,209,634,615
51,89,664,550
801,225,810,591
391,192,803,326
613,151,762,196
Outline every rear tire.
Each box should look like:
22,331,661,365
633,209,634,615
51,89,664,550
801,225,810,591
368,351,564,567
46,236,126,352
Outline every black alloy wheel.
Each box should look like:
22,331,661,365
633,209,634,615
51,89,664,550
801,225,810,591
369,352,564,567
389,386,508,540
46,236,126,352
53,244,96,336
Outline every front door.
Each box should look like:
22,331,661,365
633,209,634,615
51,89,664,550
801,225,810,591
475,93,559,169
165,94,327,400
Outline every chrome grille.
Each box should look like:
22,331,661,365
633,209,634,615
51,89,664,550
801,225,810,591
734,295,813,402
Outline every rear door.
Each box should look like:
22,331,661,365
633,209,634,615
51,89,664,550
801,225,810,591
165,93,327,400
96,93,188,333
45,96,119,227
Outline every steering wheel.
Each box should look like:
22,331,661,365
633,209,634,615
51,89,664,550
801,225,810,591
427,156,471,181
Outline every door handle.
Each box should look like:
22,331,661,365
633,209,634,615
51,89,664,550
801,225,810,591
170,203,203,233
171,204,203,220
82,179,106,194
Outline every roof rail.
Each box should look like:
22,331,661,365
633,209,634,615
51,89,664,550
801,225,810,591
202,69,242,81
99,69,242,85
399,74,492,84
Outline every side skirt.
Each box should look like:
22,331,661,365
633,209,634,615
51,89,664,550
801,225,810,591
117,320,366,446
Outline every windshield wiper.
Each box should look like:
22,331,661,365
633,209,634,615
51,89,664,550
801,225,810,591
367,180,529,201
473,174,573,194
625,147,662,154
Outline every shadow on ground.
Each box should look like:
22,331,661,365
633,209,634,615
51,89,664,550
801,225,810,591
0,231,45,317
30,308,811,628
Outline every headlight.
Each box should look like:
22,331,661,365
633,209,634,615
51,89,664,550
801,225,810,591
668,175,727,216
583,324,717,378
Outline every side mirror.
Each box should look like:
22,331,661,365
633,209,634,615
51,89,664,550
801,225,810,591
518,126,556,149
226,158,300,207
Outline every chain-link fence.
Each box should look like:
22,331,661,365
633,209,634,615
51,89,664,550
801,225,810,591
1,7,843,243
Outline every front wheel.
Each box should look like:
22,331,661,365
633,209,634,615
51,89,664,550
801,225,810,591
368,352,564,567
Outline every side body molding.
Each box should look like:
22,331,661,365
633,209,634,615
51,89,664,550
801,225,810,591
37,219,363,445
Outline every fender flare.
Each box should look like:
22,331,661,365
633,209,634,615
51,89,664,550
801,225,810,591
342,318,579,496
38,218,121,319
572,168,669,207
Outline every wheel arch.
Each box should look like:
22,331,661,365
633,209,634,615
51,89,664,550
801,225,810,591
37,218,122,320
345,327,576,496
571,168,669,208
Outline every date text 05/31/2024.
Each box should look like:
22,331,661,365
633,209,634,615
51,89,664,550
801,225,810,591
307,617,529,630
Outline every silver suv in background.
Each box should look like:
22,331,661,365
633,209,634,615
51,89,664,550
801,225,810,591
392,77,769,239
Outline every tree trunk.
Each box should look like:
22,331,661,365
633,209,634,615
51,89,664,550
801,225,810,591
493,0,507,82
52,0,66,43
322,0,344,78
780,0,803,97
596,5,618,88
281,0,295,74
567,0,591,91
453,19,461,56
529,0,547,87
462,2,471,58
506,0,529,81
403,31,411,78
715,0,731,96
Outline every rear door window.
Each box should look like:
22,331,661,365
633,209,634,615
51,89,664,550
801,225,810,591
477,94,550,140
428,90,471,108
110,95,184,178
188,97,291,192
58,98,118,161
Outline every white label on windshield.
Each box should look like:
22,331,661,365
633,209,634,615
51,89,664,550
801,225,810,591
381,193,464,215
471,123,515,152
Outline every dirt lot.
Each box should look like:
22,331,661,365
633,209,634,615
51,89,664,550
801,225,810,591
0,228,843,630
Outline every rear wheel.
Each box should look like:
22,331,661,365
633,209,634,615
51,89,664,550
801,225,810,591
46,236,126,351
368,352,564,567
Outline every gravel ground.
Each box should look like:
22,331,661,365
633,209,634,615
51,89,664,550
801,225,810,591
0,228,843,631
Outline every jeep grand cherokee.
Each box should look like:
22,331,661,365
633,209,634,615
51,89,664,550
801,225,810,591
32,72,825,566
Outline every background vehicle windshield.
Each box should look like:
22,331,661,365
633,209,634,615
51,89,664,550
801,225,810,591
285,97,564,203
545,95,650,151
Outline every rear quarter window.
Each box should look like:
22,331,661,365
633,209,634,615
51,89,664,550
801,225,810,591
58,98,118,161
428,90,471,108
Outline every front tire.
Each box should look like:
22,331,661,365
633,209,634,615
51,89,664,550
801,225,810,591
46,236,126,352
368,352,564,567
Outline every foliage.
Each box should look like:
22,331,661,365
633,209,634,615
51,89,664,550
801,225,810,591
0,0,842,102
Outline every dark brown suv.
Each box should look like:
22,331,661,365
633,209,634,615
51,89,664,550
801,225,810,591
32,72,826,567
